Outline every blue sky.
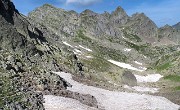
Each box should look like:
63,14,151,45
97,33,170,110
12,0,180,27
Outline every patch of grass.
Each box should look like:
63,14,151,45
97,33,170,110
164,75,180,82
174,86,180,90
156,62,172,71
107,72,119,81
82,57,111,72
94,45,128,62
74,30,92,43
124,31,142,42
125,41,149,52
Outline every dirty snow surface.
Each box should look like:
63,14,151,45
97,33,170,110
135,74,163,83
108,59,147,72
124,85,159,93
45,72,180,110
44,95,97,110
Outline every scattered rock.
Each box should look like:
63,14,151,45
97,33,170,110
121,71,137,86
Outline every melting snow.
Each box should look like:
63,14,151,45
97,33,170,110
124,48,131,52
74,49,81,53
50,72,179,110
134,61,143,65
44,95,97,110
132,86,159,93
108,60,146,72
63,41,73,48
143,55,147,58
86,56,93,58
124,85,159,93
135,74,163,83
79,45,92,52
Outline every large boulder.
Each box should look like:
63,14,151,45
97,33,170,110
121,71,137,86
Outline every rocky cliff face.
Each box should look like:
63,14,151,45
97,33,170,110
158,25,180,44
173,22,180,30
28,4,180,44
0,0,98,109
124,13,158,43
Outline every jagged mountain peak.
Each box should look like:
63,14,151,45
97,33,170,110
113,6,126,13
173,22,180,30
80,9,98,16
111,6,128,17
162,24,172,29
32,3,66,14
131,12,149,20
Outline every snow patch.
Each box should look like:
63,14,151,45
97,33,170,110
74,49,81,53
123,48,131,52
86,56,93,58
143,55,147,58
124,85,159,93
73,49,82,55
132,86,159,93
52,72,179,110
63,41,73,48
134,61,143,65
44,95,97,110
108,60,146,72
79,45,92,52
135,74,163,83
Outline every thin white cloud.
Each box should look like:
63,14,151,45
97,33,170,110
66,0,102,6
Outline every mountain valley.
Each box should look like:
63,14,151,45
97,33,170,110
0,0,180,109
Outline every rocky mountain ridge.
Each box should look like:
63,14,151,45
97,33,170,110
173,22,180,30
28,4,180,45
0,0,180,109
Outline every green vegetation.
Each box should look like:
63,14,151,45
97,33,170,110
82,57,111,72
156,62,172,71
0,73,23,109
174,86,180,91
124,31,142,42
125,41,149,52
164,75,180,82
74,30,92,42
93,44,127,62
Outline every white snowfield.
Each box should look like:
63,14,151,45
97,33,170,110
63,41,73,48
44,72,180,110
123,85,159,93
135,74,163,83
132,86,159,93
79,45,92,52
108,60,147,72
